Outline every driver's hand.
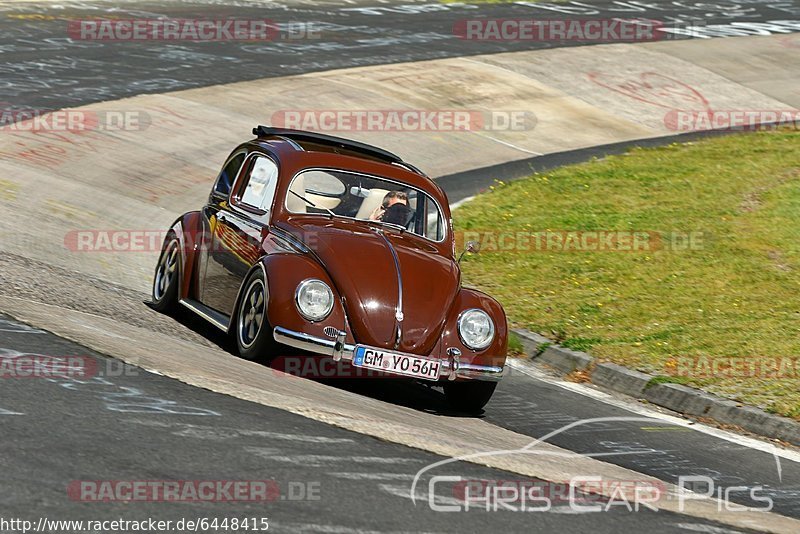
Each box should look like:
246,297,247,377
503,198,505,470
369,205,385,221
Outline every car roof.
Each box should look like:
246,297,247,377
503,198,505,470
253,125,404,165
245,126,447,204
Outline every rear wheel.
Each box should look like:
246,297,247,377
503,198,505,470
236,271,277,362
152,236,180,314
444,381,498,413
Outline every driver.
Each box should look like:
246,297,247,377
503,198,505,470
369,191,409,224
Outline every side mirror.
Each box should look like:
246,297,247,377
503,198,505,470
458,240,480,264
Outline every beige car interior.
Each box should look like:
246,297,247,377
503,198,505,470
298,170,344,211
287,170,419,228
354,188,390,220
286,173,307,213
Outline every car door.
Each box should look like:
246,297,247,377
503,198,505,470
201,153,279,317
197,149,246,304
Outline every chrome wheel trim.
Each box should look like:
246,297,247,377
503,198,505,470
153,240,179,302
238,278,266,350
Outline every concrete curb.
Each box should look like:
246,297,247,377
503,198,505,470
512,329,800,446
437,127,738,204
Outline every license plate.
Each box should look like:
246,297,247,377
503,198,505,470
353,346,441,381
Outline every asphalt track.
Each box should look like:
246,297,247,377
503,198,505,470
2,0,800,532
0,312,774,533
2,0,800,110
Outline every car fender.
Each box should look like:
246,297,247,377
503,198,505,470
248,253,353,345
164,211,204,300
437,287,508,374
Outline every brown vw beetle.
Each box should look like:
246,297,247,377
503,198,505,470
152,126,507,412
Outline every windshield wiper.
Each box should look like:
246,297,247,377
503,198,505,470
289,190,335,218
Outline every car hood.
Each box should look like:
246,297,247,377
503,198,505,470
279,218,459,354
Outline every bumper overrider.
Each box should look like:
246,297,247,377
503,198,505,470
273,326,504,381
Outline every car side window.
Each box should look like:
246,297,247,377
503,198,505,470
239,156,279,213
424,196,443,241
214,151,246,198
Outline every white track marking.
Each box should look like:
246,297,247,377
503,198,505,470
507,359,800,464
240,430,353,443
673,523,747,533
328,472,415,481
449,195,475,211
0,318,45,334
379,483,462,506
478,134,544,156
175,426,354,443
277,523,439,534
48,374,221,416
130,420,354,443
267,455,420,466
245,448,421,466
66,317,131,340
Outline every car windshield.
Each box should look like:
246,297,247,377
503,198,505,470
285,169,447,242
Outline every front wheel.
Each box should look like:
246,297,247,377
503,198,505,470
152,236,180,314
236,271,278,362
444,381,498,413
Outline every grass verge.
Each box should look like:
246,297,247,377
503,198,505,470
455,129,800,419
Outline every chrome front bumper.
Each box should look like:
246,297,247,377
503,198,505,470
273,326,504,382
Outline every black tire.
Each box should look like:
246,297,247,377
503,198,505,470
151,235,180,314
235,270,277,362
444,381,498,413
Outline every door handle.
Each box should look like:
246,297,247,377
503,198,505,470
218,214,227,223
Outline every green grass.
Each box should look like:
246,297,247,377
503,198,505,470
455,130,800,419
507,331,524,356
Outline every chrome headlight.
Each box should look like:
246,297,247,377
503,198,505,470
457,308,495,350
295,279,334,321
